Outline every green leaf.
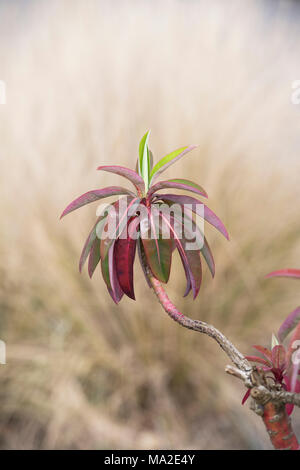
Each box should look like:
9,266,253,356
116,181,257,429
278,307,300,343
101,251,111,289
271,333,280,348
136,150,153,175
140,208,172,283
148,150,154,172
138,130,151,190
141,235,172,283
88,238,101,278
148,178,207,198
165,179,207,196
150,145,196,182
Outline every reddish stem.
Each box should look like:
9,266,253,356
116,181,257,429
262,402,299,450
148,272,250,371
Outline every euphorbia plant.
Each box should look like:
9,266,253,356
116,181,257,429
242,334,300,415
243,269,300,412
61,132,300,450
61,131,228,303
239,269,300,450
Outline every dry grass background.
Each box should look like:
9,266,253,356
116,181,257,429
0,0,300,449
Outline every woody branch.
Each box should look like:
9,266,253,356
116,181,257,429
142,257,300,450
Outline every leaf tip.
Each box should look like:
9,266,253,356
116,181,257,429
271,333,280,348
127,292,136,301
220,224,230,241
192,288,201,300
60,208,68,219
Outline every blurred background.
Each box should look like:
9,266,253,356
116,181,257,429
0,0,299,449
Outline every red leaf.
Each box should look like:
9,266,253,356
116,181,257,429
97,165,145,194
242,388,251,405
266,269,300,279
60,186,133,218
115,218,140,300
278,307,300,343
100,197,139,260
252,345,272,363
101,241,124,304
157,198,214,279
154,194,229,240
79,216,106,272
159,211,202,298
245,355,271,367
271,345,286,370
180,207,213,279
181,246,202,298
